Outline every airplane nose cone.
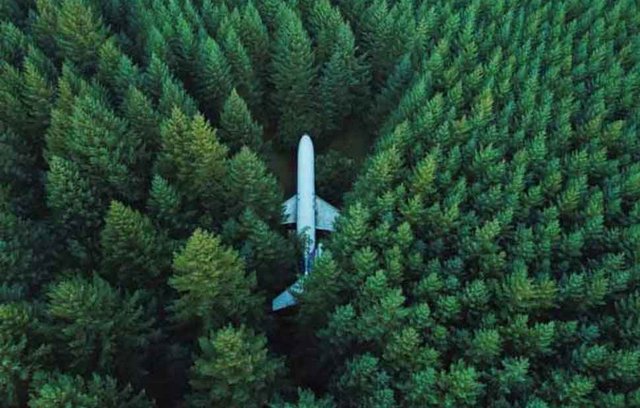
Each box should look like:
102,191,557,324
299,134,314,153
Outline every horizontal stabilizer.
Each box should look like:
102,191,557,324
282,195,296,224
316,197,340,231
272,280,303,311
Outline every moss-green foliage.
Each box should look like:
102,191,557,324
1,0,640,406
100,201,172,290
299,1,640,406
45,274,156,380
271,5,317,144
28,371,153,408
169,229,262,331
188,325,284,407
219,89,265,154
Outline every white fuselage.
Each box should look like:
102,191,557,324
296,135,316,275
272,134,341,311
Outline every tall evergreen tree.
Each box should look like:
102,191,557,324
45,63,90,160
142,54,198,117
63,93,147,203
156,109,228,213
0,293,49,406
188,325,284,408
0,200,53,288
0,22,29,66
97,39,141,103
221,27,262,113
146,174,195,238
219,89,265,154
28,371,152,408
316,150,357,206
239,2,270,80
45,274,156,380
224,147,282,223
271,6,316,145
55,0,108,73
31,0,61,58
119,86,161,158
272,389,336,408
317,23,368,135
100,201,171,291
169,229,261,330
304,0,344,65
195,36,233,115
21,48,56,143
370,53,413,127
45,156,104,268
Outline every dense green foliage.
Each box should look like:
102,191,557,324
1,0,639,406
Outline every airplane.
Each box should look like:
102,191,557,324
272,134,340,311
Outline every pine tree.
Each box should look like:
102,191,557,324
21,47,56,142
28,371,152,408
195,36,233,115
256,0,284,32
271,6,316,145
146,174,194,237
142,54,198,117
142,54,172,103
334,354,395,408
304,0,344,65
297,252,342,329
157,76,199,118
272,389,336,408
200,0,228,36
370,53,413,126
440,361,485,406
31,0,60,58
45,156,104,268
63,93,147,203
239,2,269,79
358,0,393,84
100,201,171,290
156,109,228,212
169,229,261,330
317,22,368,135
219,89,265,154
0,297,49,406
120,86,161,158
0,22,29,66
97,39,141,103
45,274,155,380
0,201,53,288
316,150,356,205
224,147,281,223
0,61,26,134
171,13,197,81
44,63,90,160
55,0,108,73
0,57,45,213
188,325,284,408
221,27,262,114
222,209,295,294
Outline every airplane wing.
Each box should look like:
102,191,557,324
316,197,340,231
272,279,303,311
282,195,297,224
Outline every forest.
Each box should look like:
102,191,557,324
1,0,640,406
